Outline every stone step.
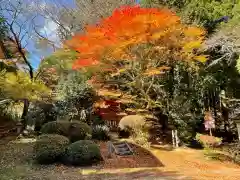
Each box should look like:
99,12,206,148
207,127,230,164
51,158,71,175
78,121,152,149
114,143,128,148
112,141,133,156
117,151,133,156
117,147,129,153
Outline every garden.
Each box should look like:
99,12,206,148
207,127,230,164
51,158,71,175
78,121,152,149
1,0,240,180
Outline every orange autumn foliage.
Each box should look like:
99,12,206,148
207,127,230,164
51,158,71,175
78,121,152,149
67,5,207,110
68,5,206,70
71,58,100,70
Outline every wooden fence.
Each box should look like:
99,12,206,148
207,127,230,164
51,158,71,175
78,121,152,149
98,107,124,131
105,120,120,131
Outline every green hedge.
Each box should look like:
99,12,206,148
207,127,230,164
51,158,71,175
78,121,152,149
69,121,92,142
62,140,102,166
40,121,92,142
34,134,70,164
40,121,69,136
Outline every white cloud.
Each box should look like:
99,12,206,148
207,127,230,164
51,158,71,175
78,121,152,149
28,1,61,46
40,19,61,46
28,0,48,12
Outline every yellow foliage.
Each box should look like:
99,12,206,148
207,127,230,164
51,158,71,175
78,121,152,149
194,55,208,63
143,69,165,76
116,98,136,104
183,41,203,51
97,89,122,98
143,66,170,76
184,27,205,37
94,100,110,108
151,31,168,40
110,68,128,77
125,108,149,113
0,70,50,100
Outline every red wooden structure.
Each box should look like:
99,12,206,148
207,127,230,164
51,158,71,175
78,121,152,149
96,100,126,131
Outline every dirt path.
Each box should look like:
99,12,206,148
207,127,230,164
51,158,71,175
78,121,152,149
1,138,240,180
151,145,240,180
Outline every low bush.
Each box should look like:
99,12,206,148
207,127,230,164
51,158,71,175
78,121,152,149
118,115,151,147
222,142,240,164
26,105,45,131
69,121,92,142
62,140,102,166
34,134,69,164
40,121,92,142
26,102,57,131
92,125,110,141
40,121,69,136
130,128,151,148
92,115,105,126
196,133,222,148
187,139,204,149
118,115,147,133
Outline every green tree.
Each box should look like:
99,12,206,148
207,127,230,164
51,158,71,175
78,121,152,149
36,48,78,88
0,0,55,128
55,71,96,123
0,70,50,101
141,0,239,31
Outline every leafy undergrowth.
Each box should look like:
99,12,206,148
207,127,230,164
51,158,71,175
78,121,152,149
203,148,235,163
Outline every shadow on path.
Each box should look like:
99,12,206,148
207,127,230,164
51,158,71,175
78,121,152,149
79,168,192,180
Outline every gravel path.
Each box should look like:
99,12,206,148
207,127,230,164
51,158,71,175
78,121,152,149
1,138,240,180
151,145,240,180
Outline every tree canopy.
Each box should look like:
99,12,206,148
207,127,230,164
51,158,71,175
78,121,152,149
0,0,240,144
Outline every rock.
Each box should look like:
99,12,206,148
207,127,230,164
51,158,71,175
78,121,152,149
23,130,29,136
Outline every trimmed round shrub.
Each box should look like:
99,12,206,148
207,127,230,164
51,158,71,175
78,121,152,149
92,125,110,141
34,134,70,164
40,121,92,142
69,121,92,142
40,121,69,136
118,115,147,134
62,140,102,166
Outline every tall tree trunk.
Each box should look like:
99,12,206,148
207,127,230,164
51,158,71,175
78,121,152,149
18,42,33,130
212,89,217,119
9,25,34,130
222,106,229,132
168,65,175,99
21,99,30,128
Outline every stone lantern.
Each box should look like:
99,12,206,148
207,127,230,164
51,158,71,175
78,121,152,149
220,90,240,141
234,119,240,141
16,122,23,134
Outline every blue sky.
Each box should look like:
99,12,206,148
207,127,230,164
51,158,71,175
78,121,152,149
26,0,76,69
2,0,75,70
4,0,140,70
